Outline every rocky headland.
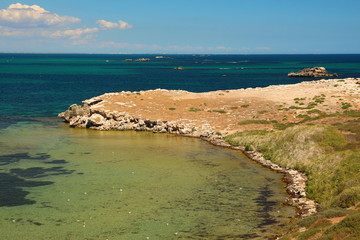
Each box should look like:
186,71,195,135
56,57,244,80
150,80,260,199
288,67,338,78
59,78,360,218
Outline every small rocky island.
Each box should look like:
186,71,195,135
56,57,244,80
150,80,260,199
288,67,338,78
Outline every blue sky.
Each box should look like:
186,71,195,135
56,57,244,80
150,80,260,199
0,0,359,54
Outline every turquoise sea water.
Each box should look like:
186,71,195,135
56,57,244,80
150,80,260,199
1,54,360,239
1,54,359,117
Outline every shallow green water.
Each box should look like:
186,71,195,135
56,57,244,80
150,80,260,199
0,120,295,239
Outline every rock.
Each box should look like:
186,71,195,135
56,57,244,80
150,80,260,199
178,127,192,135
58,104,90,123
82,98,103,107
69,116,88,128
87,113,106,127
138,119,145,127
288,67,338,78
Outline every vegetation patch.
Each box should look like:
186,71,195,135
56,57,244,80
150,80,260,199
168,108,176,110
342,110,360,117
226,123,360,240
241,104,249,108
273,122,296,130
211,109,227,114
333,118,360,141
188,107,203,112
341,102,352,109
238,119,271,125
225,125,360,207
319,211,360,239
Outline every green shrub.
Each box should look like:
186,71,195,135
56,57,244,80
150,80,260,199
211,110,227,114
238,119,271,125
331,186,360,208
189,107,202,112
333,118,360,140
298,215,319,228
320,208,350,218
241,104,249,108
307,109,323,114
322,211,360,237
297,228,321,240
273,122,296,130
342,110,360,117
341,102,352,109
308,102,318,108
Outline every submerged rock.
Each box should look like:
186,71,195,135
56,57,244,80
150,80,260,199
288,67,338,78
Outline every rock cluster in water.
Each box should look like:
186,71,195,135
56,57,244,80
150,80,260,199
58,96,318,217
288,67,338,78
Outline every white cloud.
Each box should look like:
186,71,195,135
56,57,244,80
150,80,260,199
0,4,99,41
0,25,98,40
0,3,80,28
0,3,135,49
45,28,99,39
0,26,25,36
96,20,133,30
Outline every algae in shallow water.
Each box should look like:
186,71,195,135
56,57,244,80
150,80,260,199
0,121,295,239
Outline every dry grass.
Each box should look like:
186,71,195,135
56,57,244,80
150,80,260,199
225,123,360,240
225,125,359,207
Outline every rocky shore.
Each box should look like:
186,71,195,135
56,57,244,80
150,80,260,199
59,102,317,216
58,78,360,219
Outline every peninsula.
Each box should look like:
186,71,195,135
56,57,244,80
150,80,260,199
59,78,360,239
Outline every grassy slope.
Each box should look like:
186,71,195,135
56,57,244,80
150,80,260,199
225,118,360,239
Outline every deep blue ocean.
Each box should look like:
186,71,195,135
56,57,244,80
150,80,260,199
1,54,360,117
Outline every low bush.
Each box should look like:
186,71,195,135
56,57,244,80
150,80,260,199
238,119,271,125
188,107,202,112
322,211,360,238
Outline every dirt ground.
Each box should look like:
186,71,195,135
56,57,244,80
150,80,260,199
89,78,360,134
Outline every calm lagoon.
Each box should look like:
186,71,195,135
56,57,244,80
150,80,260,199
0,119,295,239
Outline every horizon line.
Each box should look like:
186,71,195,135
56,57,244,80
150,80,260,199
0,52,360,55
